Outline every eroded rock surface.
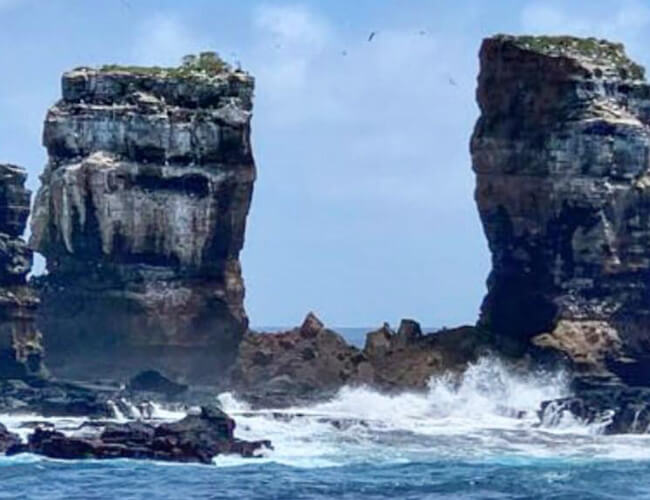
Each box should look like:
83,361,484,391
7,405,270,463
364,321,489,390
231,313,374,407
0,164,44,379
231,313,487,407
471,35,650,384
30,58,256,384
0,423,20,454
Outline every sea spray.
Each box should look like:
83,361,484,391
216,356,637,467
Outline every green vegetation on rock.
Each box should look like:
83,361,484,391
99,51,233,78
495,34,645,80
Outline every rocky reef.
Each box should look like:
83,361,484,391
6,405,270,464
231,312,486,407
29,55,256,384
0,164,44,379
472,35,650,385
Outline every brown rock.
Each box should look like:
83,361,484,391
231,313,373,407
363,322,488,389
471,35,650,383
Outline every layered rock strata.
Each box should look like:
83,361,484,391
0,164,43,379
471,35,650,383
30,56,256,384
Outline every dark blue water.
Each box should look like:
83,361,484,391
2,348,649,499
2,456,650,499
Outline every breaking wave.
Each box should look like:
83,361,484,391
215,356,650,467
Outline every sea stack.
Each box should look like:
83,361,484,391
30,54,256,384
471,35,650,383
0,164,43,379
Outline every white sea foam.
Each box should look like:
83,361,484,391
215,356,650,467
5,356,650,468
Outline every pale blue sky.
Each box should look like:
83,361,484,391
2,0,650,327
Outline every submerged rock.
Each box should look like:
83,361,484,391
29,57,256,384
7,405,271,463
0,423,20,454
540,387,650,434
471,35,650,383
0,164,44,379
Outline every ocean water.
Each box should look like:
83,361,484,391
3,356,650,498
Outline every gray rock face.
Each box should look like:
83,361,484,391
30,62,256,384
471,35,650,382
0,164,43,379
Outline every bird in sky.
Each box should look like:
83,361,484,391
368,31,377,42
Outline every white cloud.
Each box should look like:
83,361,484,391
132,13,209,66
253,4,330,49
246,4,473,208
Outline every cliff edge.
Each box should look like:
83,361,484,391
30,54,256,384
472,35,650,384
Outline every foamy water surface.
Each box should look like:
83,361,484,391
2,357,650,499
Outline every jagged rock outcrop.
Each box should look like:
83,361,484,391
7,405,271,463
0,423,20,453
364,321,489,389
29,55,256,384
231,313,375,407
471,35,650,383
231,313,487,407
0,164,44,379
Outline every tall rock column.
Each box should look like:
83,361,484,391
471,35,650,382
0,164,43,379
30,56,256,384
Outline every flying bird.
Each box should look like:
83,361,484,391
448,77,458,86
368,31,377,42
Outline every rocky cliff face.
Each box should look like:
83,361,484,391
472,35,650,383
30,57,256,384
0,164,43,379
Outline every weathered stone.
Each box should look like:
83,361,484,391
0,423,20,454
471,35,650,383
8,405,271,464
363,322,489,390
231,313,374,407
540,387,650,434
128,370,188,397
231,314,488,406
29,60,256,384
0,164,44,380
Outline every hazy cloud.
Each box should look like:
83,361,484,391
132,13,209,66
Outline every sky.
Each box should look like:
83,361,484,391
2,0,650,328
